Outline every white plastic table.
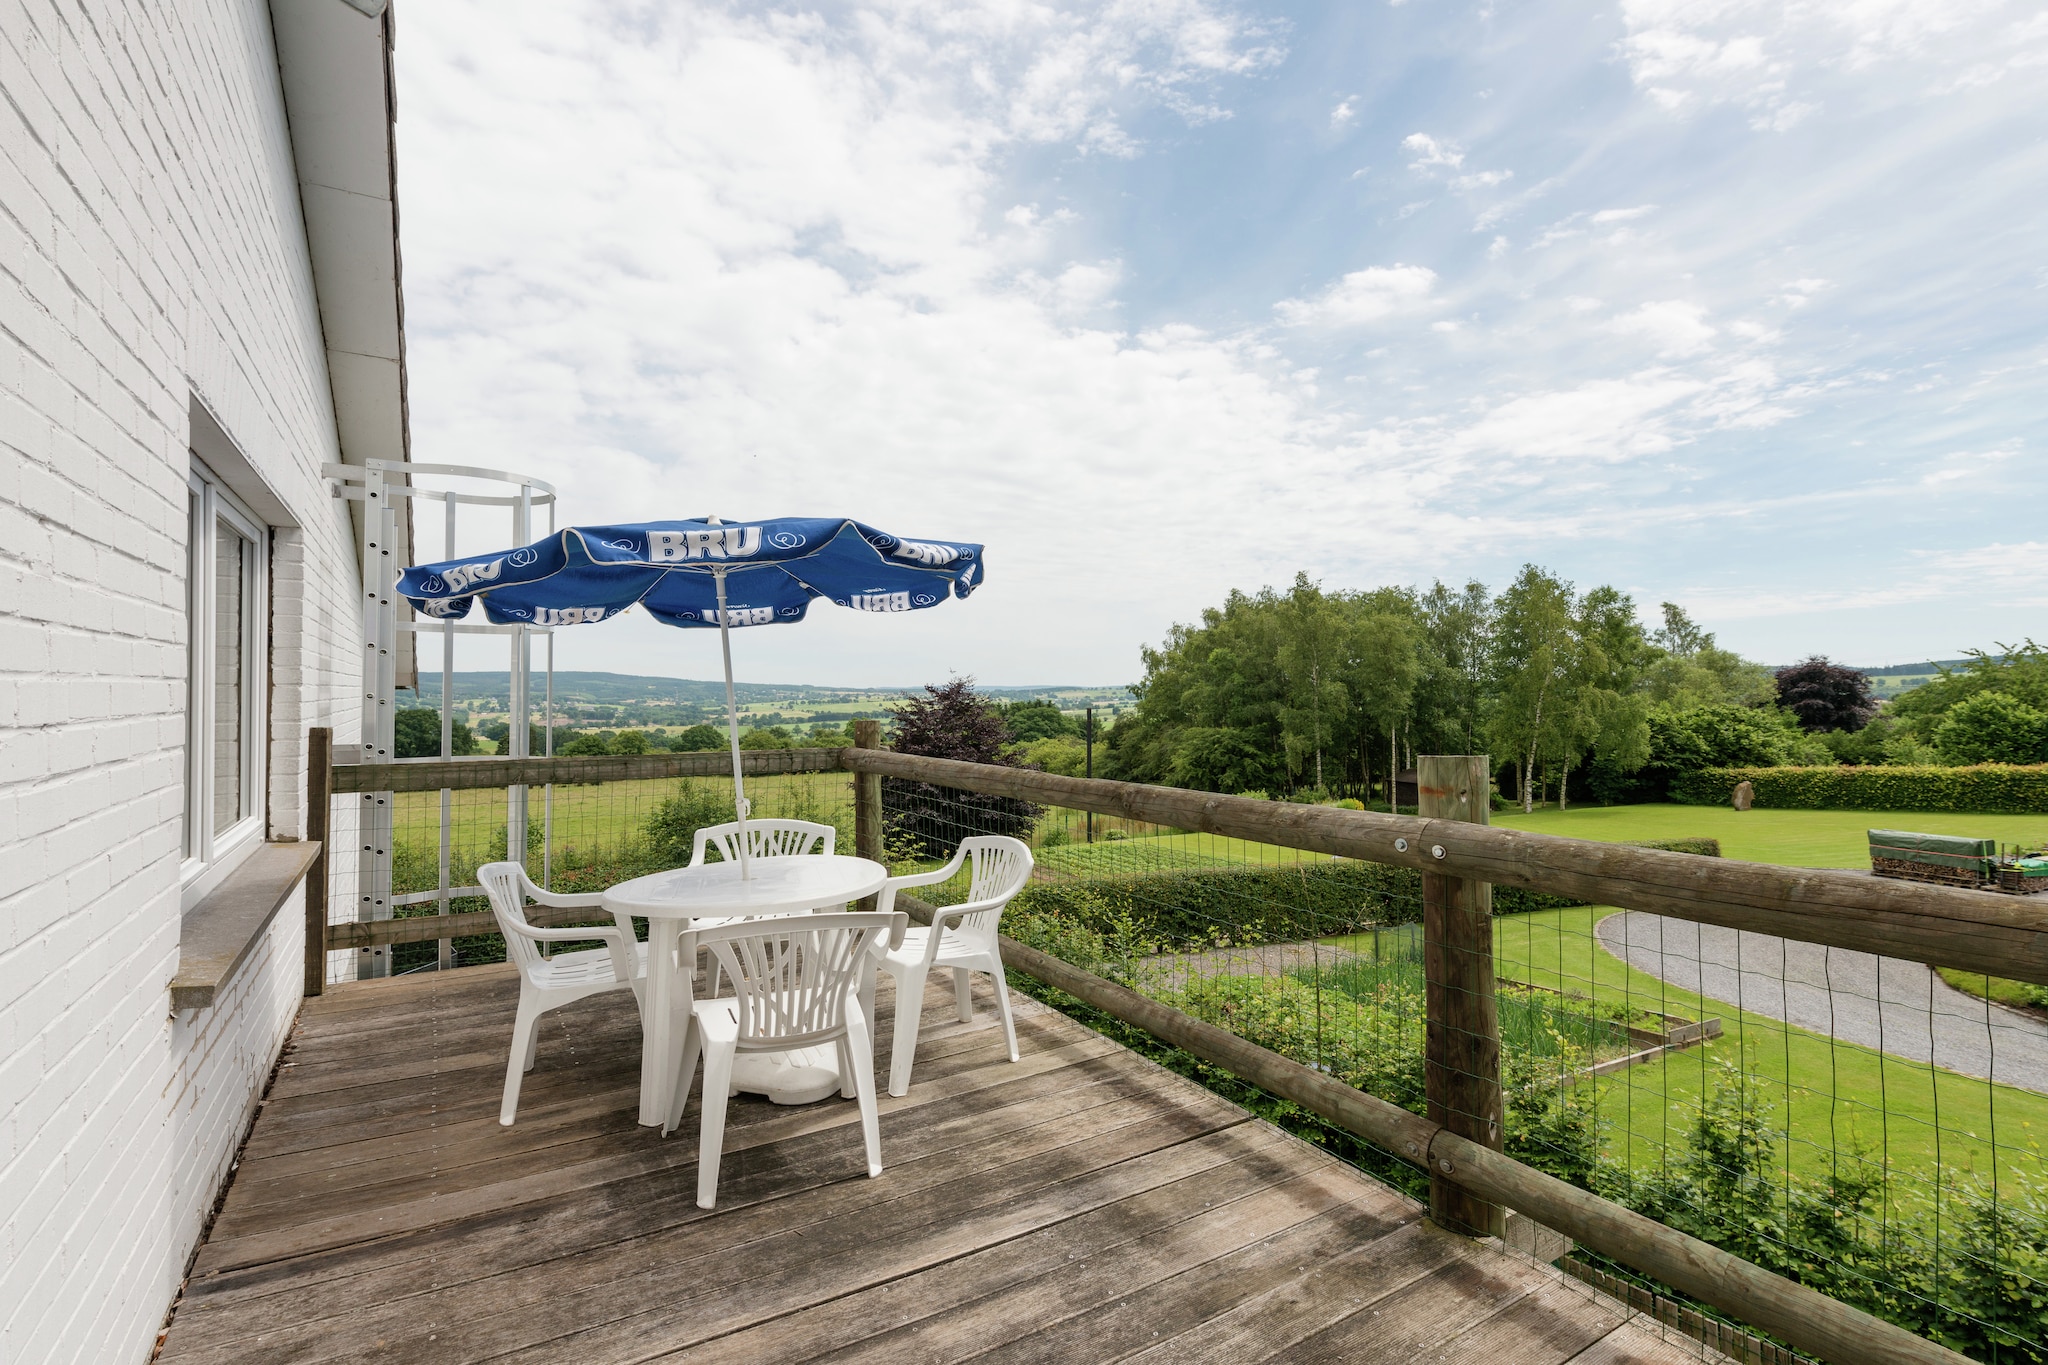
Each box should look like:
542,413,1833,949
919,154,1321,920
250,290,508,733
605,855,890,1126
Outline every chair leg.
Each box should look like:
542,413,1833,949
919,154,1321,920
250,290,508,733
501,999,541,1126
524,1013,543,1071
845,1006,882,1178
665,1017,702,1136
836,1034,857,1101
987,956,1020,1063
696,1041,736,1209
887,964,928,1098
953,967,975,1023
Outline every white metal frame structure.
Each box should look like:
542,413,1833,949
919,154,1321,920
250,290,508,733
325,459,558,978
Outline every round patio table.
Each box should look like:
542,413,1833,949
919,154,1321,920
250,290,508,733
605,855,890,1125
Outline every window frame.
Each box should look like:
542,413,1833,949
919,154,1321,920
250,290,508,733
183,459,270,909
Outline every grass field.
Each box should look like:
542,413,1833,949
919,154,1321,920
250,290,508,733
1330,908,2047,1192
1493,803,2048,867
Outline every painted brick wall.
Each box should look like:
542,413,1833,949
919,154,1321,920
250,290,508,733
0,1,368,1360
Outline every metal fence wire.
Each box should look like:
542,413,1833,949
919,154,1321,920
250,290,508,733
319,745,2046,1365
881,779,2047,1365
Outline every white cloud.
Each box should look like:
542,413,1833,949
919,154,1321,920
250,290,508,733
1402,132,1465,170
1609,300,1718,356
1441,374,1708,460
1453,169,1513,190
1591,205,1658,224
1617,0,2046,128
1331,97,1358,129
1275,265,1438,326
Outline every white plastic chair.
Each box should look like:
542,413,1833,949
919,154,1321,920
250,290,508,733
863,836,1033,1097
689,818,842,994
478,861,647,1126
689,818,836,866
666,910,907,1208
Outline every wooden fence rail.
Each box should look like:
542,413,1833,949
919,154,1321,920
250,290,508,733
308,739,2034,1364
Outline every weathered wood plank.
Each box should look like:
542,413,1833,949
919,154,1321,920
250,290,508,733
711,1159,1417,1365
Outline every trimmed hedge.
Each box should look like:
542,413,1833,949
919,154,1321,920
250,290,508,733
975,837,1723,956
1671,764,2048,814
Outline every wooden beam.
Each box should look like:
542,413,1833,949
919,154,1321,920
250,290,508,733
303,727,331,997
842,750,2048,985
852,718,884,912
325,901,610,949
1420,755,1501,1238
330,746,843,794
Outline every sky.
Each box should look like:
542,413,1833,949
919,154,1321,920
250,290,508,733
392,0,2048,689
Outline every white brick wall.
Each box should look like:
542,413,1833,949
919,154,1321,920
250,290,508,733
0,1,369,1361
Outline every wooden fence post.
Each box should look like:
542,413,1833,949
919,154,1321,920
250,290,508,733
304,726,332,997
1419,753,1503,1237
853,719,884,908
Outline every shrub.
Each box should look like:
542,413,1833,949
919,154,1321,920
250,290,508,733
667,723,725,752
1672,764,2048,813
885,678,1041,858
643,779,739,865
1775,657,1879,732
1935,692,2048,766
394,707,476,758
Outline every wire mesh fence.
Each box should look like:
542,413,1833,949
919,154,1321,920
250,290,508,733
326,764,855,978
314,744,2046,1362
880,776,2048,1365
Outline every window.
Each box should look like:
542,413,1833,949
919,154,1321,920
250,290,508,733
185,461,268,902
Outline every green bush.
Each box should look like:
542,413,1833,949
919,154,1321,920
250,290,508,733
1672,764,2048,813
1936,692,2048,766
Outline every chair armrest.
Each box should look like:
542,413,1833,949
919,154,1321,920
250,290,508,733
879,846,969,893
522,884,608,910
497,912,627,945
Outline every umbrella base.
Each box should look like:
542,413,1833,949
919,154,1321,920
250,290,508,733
731,1045,843,1106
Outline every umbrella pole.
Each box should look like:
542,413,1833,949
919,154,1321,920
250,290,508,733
712,568,753,880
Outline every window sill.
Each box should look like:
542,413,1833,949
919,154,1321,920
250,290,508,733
172,840,323,1011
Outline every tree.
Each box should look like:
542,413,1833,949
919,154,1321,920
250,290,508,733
1548,585,1651,809
885,678,1041,857
1411,580,1491,756
1889,640,2048,749
995,699,1075,742
1341,593,1421,807
394,707,476,758
1641,603,1775,709
1775,657,1877,732
666,723,726,752
1276,575,1351,790
1488,566,1577,812
1934,692,2048,765
739,726,794,750
613,729,652,755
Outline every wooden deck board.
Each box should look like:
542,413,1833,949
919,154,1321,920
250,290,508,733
157,963,1711,1365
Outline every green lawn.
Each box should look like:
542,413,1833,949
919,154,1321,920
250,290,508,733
1491,803,2048,867
1331,907,2047,1195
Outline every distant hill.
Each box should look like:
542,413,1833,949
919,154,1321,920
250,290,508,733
405,672,1135,721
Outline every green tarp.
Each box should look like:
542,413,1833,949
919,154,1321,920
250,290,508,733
1868,829,1996,874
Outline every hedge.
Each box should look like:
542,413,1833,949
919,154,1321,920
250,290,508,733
965,837,1722,955
1671,764,2048,814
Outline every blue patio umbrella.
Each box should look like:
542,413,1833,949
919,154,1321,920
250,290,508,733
397,516,984,877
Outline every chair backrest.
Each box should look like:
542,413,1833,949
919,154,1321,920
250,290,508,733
691,819,836,867
939,837,1034,952
478,861,547,975
697,912,906,1049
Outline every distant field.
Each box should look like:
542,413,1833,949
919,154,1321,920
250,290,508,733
1494,803,2048,866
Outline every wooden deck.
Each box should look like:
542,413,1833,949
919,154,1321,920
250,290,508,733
158,962,1710,1364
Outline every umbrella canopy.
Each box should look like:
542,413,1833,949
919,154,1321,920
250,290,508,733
396,517,985,878
397,517,982,628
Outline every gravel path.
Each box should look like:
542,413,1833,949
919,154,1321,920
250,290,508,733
1595,911,2048,1096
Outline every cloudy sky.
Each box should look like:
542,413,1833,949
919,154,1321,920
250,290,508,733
394,0,2048,688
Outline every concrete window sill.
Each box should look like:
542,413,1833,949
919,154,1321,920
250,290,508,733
172,841,323,1011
